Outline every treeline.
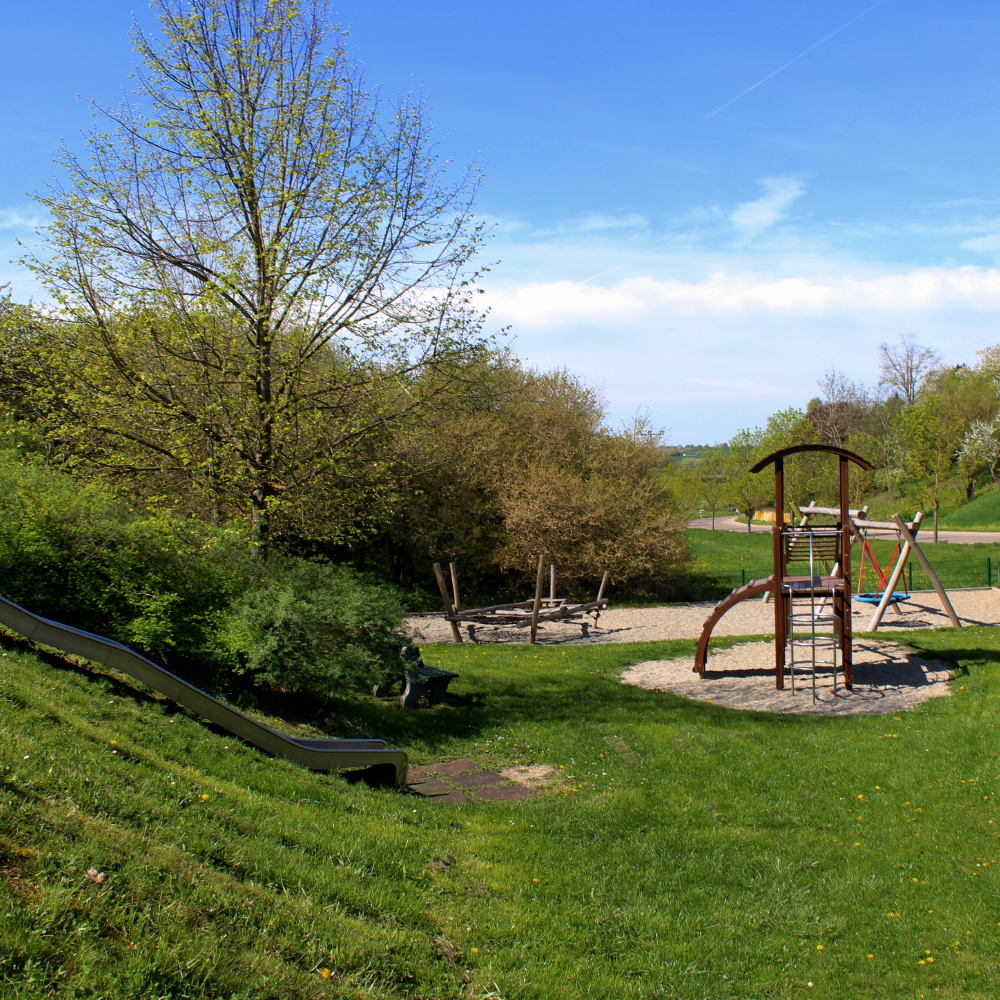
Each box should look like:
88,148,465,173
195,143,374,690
684,336,1000,537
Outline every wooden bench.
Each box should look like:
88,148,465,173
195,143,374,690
373,646,459,708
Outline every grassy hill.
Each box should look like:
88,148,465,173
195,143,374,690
941,489,1000,531
3,629,1000,998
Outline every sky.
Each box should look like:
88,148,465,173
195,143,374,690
3,1,1000,443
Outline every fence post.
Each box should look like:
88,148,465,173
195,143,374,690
989,557,992,589
742,568,746,587
908,563,913,592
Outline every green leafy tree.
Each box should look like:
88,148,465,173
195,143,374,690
698,445,727,529
723,427,769,533
901,395,964,542
21,0,486,551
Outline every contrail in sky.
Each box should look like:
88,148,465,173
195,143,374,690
705,0,890,119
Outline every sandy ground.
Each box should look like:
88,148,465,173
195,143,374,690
621,638,952,716
407,588,1000,646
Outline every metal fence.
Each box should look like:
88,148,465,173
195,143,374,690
686,558,998,603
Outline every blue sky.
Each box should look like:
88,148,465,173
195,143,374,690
3,1,1000,442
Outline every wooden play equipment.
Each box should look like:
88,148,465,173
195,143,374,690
432,557,609,644
694,444,874,690
850,511,961,632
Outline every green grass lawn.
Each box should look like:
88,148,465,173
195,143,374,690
686,528,1000,599
3,628,1000,998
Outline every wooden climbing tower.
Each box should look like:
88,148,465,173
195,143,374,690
749,444,874,690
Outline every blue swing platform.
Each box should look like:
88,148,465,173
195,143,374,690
853,591,911,605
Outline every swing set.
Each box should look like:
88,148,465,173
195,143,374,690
849,510,961,632
855,520,911,610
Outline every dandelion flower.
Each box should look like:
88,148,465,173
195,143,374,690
816,944,823,950
201,793,210,800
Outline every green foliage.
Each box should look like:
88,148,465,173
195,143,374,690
0,449,408,694
4,629,1000,997
363,360,689,601
0,449,249,670
219,556,409,696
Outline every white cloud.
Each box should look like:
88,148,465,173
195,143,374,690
962,234,1000,253
485,265,1000,327
730,176,806,239
576,213,648,232
0,209,42,230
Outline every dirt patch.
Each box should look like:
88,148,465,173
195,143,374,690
501,764,558,787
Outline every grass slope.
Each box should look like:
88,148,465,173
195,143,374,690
2,631,1000,998
941,489,1000,531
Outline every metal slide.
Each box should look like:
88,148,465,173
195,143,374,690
0,594,409,787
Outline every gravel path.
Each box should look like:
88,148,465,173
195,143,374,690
407,588,1000,646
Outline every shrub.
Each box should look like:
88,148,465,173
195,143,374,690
0,448,409,696
217,556,409,696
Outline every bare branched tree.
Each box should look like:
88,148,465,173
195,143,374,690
809,368,870,447
878,336,942,405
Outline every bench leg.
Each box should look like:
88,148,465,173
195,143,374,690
427,678,453,705
401,674,428,708
373,674,401,698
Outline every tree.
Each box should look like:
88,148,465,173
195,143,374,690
810,369,870,447
958,417,1000,489
723,428,769,533
698,445,726,529
878,335,941,405
21,0,486,551
901,395,964,542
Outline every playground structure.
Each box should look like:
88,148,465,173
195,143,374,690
694,445,964,689
0,594,409,786
432,556,609,644
695,445,873,689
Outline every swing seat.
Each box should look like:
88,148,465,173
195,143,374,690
853,592,911,605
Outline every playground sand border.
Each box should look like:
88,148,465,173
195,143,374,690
621,639,952,716
407,588,1000,646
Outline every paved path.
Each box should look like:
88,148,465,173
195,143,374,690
688,514,1000,545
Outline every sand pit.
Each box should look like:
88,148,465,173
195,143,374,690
621,639,952,715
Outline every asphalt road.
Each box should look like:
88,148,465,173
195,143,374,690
688,514,1000,546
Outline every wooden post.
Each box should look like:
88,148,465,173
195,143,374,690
893,514,962,628
550,562,557,601
529,554,546,644
433,562,463,643
449,562,461,612
773,456,785,688
867,512,923,632
839,456,853,688
596,570,609,602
